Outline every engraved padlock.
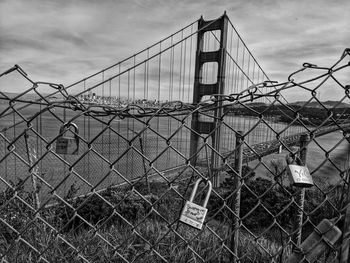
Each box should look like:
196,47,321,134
55,123,79,155
286,156,313,187
180,179,212,230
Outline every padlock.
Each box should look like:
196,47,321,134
285,153,313,188
287,164,313,187
55,123,79,155
180,179,212,230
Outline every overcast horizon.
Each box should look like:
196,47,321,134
1,0,349,102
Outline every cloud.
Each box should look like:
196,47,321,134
46,30,88,48
0,0,349,102
0,33,49,53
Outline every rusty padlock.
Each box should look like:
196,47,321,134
286,156,313,187
55,123,79,155
180,179,212,230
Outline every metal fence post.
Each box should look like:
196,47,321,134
230,130,243,262
340,161,350,263
24,133,40,210
340,204,350,262
294,134,310,246
129,128,150,194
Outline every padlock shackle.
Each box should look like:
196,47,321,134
59,122,79,135
57,122,80,155
188,179,212,208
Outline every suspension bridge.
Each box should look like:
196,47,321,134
0,13,350,263
1,13,349,192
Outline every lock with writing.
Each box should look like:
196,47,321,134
286,154,313,188
180,179,212,230
56,123,79,155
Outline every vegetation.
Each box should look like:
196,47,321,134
0,178,289,262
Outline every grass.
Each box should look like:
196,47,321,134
1,218,292,263
0,177,299,263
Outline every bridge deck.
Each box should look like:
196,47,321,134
241,123,350,163
196,123,350,168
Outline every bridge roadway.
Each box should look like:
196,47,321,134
238,122,350,163
192,123,350,172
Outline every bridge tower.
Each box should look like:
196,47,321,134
189,13,228,186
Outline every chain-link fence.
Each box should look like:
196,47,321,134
0,15,350,262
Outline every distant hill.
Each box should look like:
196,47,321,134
245,102,268,107
0,92,63,101
242,100,350,108
289,100,350,108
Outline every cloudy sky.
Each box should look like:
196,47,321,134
0,0,349,101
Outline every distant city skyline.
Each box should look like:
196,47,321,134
0,0,349,102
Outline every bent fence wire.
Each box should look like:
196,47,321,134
0,16,350,263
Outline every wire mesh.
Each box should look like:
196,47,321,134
0,16,350,263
